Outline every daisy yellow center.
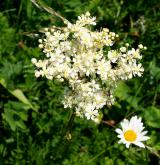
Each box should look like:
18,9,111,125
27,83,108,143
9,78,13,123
124,130,137,142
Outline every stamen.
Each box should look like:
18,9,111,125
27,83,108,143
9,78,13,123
124,130,137,142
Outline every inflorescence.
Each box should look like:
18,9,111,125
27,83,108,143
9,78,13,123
32,12,146,123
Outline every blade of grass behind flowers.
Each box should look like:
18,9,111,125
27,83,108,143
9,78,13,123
30,0,70,24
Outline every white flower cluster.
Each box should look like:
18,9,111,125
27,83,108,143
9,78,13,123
32,12,146,122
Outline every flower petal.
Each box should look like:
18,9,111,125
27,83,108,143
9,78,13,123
126,143,130,148
138,136,150,141
134,141,145,148
115,128,123,134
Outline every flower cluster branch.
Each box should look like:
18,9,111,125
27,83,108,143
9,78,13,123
32,12,146,122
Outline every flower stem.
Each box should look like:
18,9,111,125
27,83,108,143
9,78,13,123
64,111,76,138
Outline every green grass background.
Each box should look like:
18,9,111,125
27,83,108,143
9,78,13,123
0,0,160,164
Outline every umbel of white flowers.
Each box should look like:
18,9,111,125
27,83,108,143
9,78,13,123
32,12,146,123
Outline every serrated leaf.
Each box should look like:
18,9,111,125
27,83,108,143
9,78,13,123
115,81,140,108
144,106,160,128
3,101,29,131
115,81,131,100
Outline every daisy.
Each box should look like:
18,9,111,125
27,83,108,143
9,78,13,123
115,116,150,148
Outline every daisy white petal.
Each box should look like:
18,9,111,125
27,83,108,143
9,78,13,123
134,141,145,148
115,128,123,134
126,143,130,148
141,131,148,136
138,136,150,141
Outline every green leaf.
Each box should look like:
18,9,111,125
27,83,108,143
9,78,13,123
3,101,29,131
2,109,16,131
115,81,131,100
0,78,38,112
144,106,160,128
115,81,140,109
149,60,160,81
15,120,27,130
154,142,160,150
11,89,32,107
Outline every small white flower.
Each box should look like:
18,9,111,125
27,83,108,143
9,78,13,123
125,43,129,47
144,46,147,50
38,39,43,43
35,71,41,77
115,116,150,148
39,44,43,49
84,108,99,120
138,44,144,49
108,50,119,62
31,58,37,64
120,47,126,53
